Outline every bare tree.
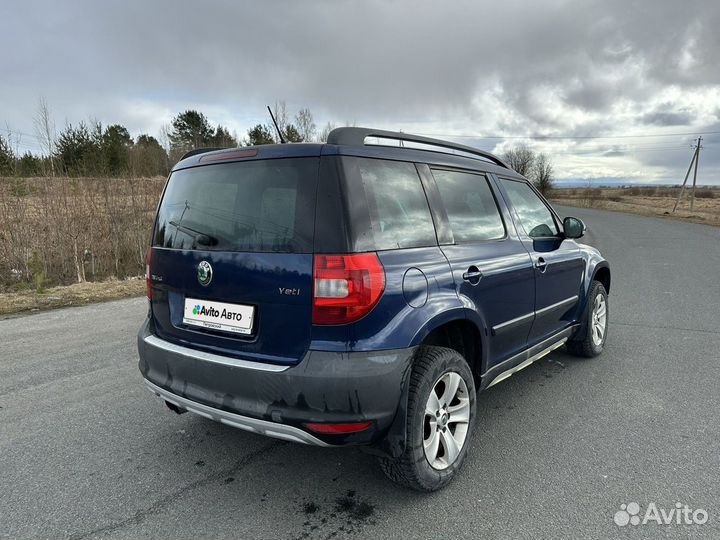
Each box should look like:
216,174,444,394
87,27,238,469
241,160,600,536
158,123,172,153
1,175,165,290
33,97,56,176
319,122,336,142
502,143,535,177
532,153,554,195
295,108,316,142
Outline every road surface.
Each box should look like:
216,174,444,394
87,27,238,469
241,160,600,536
2,206,719,539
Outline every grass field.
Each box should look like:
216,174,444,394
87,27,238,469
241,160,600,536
550,186,720,227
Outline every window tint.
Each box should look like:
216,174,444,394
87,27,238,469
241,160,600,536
345,158,437,251
154,158,318,253
431,169,505,243
501,179,558,238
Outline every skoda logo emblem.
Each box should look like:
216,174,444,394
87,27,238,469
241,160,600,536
197,261,213,286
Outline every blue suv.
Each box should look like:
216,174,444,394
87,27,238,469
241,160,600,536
138,128,610,491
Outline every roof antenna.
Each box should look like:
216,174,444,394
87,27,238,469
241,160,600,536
267,105,286,144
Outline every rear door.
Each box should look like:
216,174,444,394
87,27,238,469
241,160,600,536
498,177,585,345
149,157,319,365
427,167,535,368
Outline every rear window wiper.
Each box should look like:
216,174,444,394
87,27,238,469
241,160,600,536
169,221,219,247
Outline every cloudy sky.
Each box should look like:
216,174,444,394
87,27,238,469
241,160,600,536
1,0,719,184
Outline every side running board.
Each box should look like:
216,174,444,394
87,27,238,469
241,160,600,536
484,326,578,388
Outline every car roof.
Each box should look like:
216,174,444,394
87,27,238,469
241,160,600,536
171,128,525,180
171,143,325,171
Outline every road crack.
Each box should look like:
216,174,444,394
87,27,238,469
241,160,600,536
68,440,285,540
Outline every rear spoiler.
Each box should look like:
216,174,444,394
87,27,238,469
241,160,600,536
179,147,227,161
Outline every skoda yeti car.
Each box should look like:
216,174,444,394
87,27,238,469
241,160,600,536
138,128,610,491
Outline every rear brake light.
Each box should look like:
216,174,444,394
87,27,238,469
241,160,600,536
145,247,152,300
199,149,258,162
312,253,385,325
303,421,373,434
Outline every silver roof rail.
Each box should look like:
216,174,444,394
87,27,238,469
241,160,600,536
326,127,509,169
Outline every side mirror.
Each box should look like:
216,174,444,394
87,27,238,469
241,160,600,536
563,216,585,239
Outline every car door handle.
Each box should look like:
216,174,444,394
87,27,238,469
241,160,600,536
535,257,548,272
462,266,482,285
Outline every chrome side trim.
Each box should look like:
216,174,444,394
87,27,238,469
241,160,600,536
491,311,535,335
534,295,579,318
144,379,330,447
143,334,290,373
491,296,578,335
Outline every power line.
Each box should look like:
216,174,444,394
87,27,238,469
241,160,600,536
414,130,720,140
552,146,696,156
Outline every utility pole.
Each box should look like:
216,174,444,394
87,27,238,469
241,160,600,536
689,136,702,211
672,136,702,213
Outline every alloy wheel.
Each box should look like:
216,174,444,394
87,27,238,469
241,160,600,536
423,371,470,470
591,294,607,347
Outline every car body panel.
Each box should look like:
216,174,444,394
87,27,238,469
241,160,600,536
150,248,314,365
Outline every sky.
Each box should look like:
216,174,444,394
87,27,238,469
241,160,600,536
1,0,719,184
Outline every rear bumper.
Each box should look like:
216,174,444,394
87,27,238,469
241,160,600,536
144,379,330,446
137,319,415,449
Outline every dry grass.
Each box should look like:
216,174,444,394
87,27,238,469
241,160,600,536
549,186,720,227
0,277,145,317
0,176,165,291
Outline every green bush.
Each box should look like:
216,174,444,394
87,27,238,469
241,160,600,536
27,251,47,293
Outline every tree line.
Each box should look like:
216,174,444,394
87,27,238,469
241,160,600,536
1,99,552,191
0,100,335,178
1,121,170,178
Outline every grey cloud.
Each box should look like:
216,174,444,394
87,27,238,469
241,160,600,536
1,0,719,183
641,110,695,126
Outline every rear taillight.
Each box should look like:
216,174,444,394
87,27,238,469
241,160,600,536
312,253,385,325
145,247,152,300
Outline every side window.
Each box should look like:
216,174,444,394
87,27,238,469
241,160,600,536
431,169,505,243
353,158,437,250
501,178,559,238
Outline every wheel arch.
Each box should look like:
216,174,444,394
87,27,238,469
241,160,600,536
412,313,485,384
592,263,611,294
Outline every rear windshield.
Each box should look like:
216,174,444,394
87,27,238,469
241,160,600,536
154,158,318,253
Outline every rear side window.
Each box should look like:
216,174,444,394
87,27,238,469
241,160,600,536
501,178,559,238
431,169,505,243
341,157,437,251
154,158,318,253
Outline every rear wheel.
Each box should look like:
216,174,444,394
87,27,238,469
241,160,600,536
567,281,608,357
379,346,476,491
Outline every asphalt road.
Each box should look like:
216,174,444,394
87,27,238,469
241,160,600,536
2,206,719,540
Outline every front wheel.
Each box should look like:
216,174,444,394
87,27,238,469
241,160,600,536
567,281,608,357
379,346,476,491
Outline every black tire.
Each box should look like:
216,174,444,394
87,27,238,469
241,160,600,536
566,281,608,358
379,346,476,492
